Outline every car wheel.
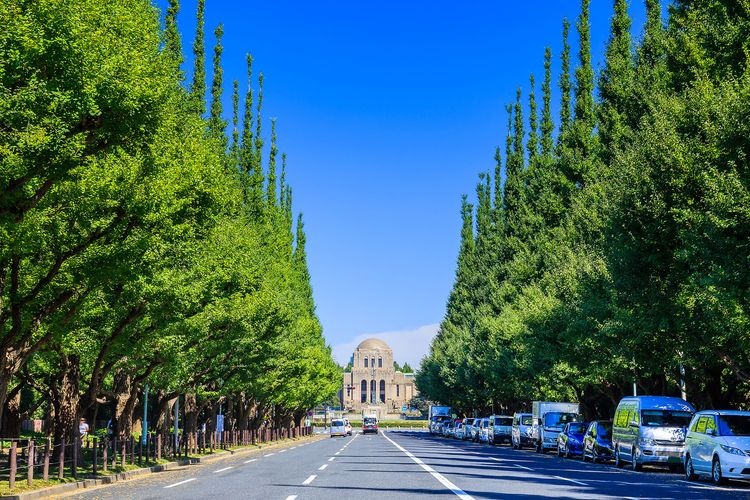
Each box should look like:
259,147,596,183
614,445,622,468
685,455,697,481
591,449,598,464
557,444,563,457
564,443,571,459
712,457,726,485
631,447,642,471
582,449,588,462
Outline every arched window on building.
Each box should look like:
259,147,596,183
364,357,368,368
379,380,386,403
396,384,400,397
378,357,382,368
371,357,375,368
370,380,377,404
360,380,367,403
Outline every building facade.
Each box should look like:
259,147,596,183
341,338,417,415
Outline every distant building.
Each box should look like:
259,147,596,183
341,338,417,416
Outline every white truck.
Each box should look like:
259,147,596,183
428,405,453,435
532,401,581,453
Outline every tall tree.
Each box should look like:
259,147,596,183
164,0,183,78
266,118,278,209
190,0,206,115
527,74,539,163
558,18,572,139
540,47,554,159
208,24,227,148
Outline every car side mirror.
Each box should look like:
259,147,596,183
629,421,639,428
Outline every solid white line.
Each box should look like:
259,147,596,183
382,432,474,500
328,457,335,462
302,475,317,485
164,478,196,488
214,466,234,473
554,475,587,486
319,464,328,470
514,464,534,471
244,458,257,464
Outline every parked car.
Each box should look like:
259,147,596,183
582,420,614,463
454,422,465,440
488,415,513,446
442,420,455,438
612,396,695,471
430,414,452,435
476,417,490,443
330,419,347,438
684,410,750,485
557,421,588,458
512,413,534,450
362,416,379,434
344,418,353,436
462,418,477,441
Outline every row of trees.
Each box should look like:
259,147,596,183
417,0,750,419
0,0,340,444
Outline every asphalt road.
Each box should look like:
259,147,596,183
64,430,750,499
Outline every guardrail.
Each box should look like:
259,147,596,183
0,425,312,491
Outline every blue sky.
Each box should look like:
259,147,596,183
156,0,647,367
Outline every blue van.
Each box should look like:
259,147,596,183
612,396,695,471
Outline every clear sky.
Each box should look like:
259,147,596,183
156,0,647,368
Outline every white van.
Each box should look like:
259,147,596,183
612,396,695,471
330,419,347,438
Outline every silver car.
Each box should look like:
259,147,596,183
512,412,533,450
684,410,750,485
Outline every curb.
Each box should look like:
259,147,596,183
8,435,323,499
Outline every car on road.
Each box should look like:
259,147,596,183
462,418,476,441
454,421,466,440
442,420,455,438
684,409,750,485
330,419,347,438
476,417,490,443
557,421,587,458
344,418,353,436
488,415,513,446
582,420,614,463
612,395,695,471
362,416,379,434
512,412,534,450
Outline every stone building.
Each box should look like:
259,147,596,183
341,338,417,416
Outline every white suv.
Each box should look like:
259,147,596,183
684,410,750,485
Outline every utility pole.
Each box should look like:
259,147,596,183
141,384,148,446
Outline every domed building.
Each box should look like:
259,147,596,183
341,338,417,417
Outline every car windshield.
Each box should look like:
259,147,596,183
545,412,579,428
494,417,512,426
364,418,377,425
331,420,344,427
717,415,750,436
465,418,475,425
521,416,533,425
641,410,692,427
569,423,587,434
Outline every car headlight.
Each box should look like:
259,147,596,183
640,438,656,446
720,445,746,456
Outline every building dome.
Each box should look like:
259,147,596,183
356,338,390,351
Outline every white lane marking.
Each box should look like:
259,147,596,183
244,458,257,464
382,432,474,500
319,464,328,470
164,478,196,489
285,496,298,500
214,466,234,473
676,480,739,492
334,451,340,455
302,475,317,485
514,464,534,471
554,475,587,486
328,457,335,462
290,446,297,449
264,453,275,457
280,449,288,453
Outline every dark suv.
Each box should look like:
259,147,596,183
363,416,379,434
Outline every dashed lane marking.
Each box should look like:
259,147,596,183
554,475,587,486
514,464,534,471
264,453,275,457
328,457,335,462
214,466,233,473
319,464,328,470
382,432,474,500
302,475,317,485
285,496,298,500
243,458,257,464
280,449,288,453
164,478,196,489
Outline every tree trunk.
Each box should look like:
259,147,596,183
184,393,198,435
49,353,81,445
1,390,22,437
